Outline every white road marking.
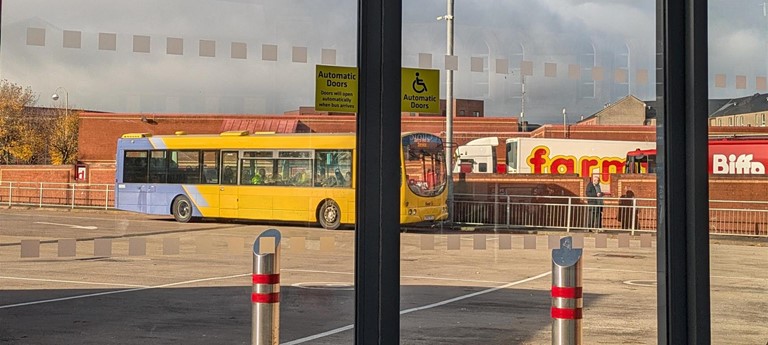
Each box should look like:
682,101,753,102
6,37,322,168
281,271,552,345
34,222,98,230
283,268,518,285
586,267,768,282
0,273,249,310
0,276,149,288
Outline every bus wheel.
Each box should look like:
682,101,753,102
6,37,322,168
318,199,341,230
172,195,194,223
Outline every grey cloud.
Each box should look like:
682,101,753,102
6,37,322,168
0,0,763,124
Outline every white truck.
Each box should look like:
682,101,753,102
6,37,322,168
455,137,656,189
453,137,501,174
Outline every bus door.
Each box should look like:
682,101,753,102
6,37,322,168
219,151,239,218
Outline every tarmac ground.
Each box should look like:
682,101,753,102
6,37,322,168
0,208,766,345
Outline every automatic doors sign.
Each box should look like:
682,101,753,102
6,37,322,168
315,65,358,112
401,68,439,113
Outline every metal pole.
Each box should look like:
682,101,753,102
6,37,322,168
566,197,572,233
631,198,637,236
8,181,12,207
71,184,75,209
562,108,567,138
39,182,43,207
506,195,511,227
551,236,583,345
445,0,455,223
521,75,526,132
252,229,281,345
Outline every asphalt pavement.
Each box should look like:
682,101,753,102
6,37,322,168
0,208,765,344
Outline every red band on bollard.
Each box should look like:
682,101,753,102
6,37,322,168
551,306,583,320
252,273,280,284
251,292,280,304
551,286,583,299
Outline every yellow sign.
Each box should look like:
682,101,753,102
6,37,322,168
401,68,440,113
315,65,358,112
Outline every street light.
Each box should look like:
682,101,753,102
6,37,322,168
52,87,69,113
438,0,455,222
562,108,567,138
52,87,72,164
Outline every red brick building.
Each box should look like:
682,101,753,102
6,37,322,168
77,112,519,164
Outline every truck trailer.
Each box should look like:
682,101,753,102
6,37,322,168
454,137,656,190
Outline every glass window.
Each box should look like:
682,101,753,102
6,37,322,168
168,151,200,184
123,151,148,183
202,151,219,184
277,158,312,187
220,151,238,185
148,150,168,183
242,151,273,158
278,151,312,158
240,158,274,185
315,150,353,188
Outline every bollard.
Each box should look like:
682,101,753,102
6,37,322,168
551,236,583,345
252,229,281,345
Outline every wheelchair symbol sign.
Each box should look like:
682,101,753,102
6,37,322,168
412,72,428,93
401,68,439,113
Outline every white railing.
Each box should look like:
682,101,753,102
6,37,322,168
453,193,768,237
0,181,114,210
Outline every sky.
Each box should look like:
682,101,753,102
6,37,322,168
0,0,766,124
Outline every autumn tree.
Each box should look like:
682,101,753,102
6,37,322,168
47,107,79,164
0,80,39,164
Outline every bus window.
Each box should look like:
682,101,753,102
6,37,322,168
240,158,273,185
123,151,148,183
169,151,201,184
149,150,168,183
315,150,353,187
202,151,219,184
277,158,312,186
221,151,238,185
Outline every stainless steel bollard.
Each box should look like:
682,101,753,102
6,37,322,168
252,229,281,345
551,236,583,345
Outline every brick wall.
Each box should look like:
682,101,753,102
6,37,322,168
79,113,521,163
0,166,74,183
531,124,656,142
595,97,646,125
457,173,583,197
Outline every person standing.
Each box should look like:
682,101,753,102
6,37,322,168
585,175,605,229
618,189,637,230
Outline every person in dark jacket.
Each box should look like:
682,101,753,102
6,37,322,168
585,175,604,229
618,189,638,229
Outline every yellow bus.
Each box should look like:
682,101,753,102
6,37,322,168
115,131,448,229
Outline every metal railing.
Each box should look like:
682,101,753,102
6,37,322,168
453,193,768,237
0,181,114,210
1,181,766,237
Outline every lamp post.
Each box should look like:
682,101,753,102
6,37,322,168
52,87,71,164
52,87,69,114
562,108,567,138
437,0,455,222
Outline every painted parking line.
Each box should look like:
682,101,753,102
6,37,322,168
34,222,98,230
0,273,249,310
0,276,149,288
284,268,526,286
282,271,552,345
